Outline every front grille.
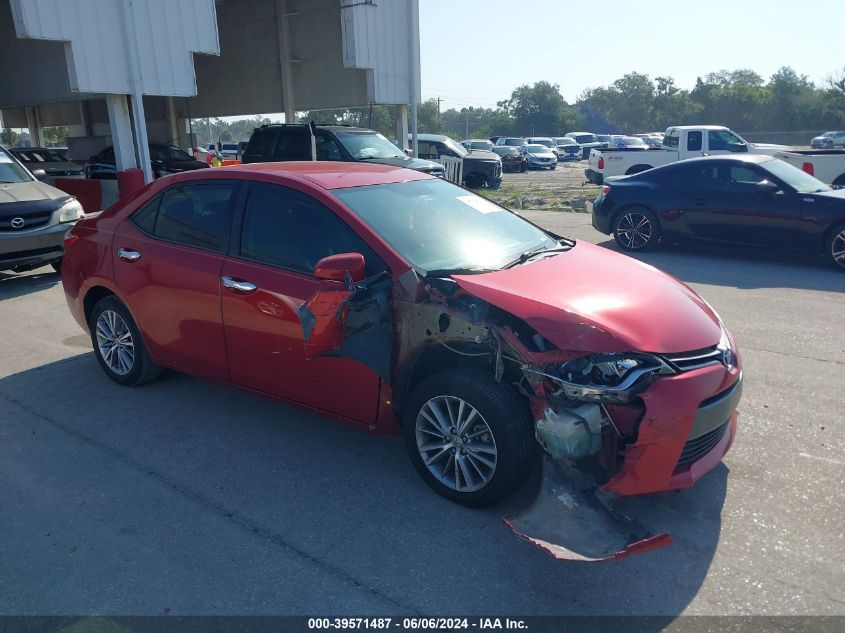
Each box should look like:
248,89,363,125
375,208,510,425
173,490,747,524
663,345,723,371
675,420,729,471
0,245,63,263
0,210,53,232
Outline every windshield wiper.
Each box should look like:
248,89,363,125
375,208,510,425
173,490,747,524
423,267,495,278
501,243,572,269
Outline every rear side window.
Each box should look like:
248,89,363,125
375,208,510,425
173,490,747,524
243,128,277,162
131,198,160,234
687,131,702,151
239,183,385,276
272,129,311,160
149,183,238,252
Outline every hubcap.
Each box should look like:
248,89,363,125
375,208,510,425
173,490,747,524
832,229,845,268
616,212,653,249
95,310,135,376
415,395,497,493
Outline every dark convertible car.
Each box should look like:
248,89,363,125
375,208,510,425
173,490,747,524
590,155,845,271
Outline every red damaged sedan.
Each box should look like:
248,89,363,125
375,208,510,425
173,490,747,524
61,162,741,561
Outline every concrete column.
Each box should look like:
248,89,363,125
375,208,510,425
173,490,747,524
276,0,296,123
105,94,138,172
396,105,409,151
24,107,44,147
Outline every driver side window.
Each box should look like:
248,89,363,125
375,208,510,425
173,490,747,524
239,184,386,277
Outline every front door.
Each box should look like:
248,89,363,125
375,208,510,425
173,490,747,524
220,182,389,424
112,181,241,379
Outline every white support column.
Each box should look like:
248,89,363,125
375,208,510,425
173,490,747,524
24,107,44,147
408,0,420,158
395,105,409,151
120,0,153,183
105,94,138,172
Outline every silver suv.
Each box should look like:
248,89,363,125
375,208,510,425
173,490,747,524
0,146,84,273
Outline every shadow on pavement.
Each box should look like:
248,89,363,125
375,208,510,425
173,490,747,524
0,353,725,618
596,238,844,293
0,268,61,301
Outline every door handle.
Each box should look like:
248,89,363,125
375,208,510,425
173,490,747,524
221,276,257,294
117,248,142,261
693,198,707,206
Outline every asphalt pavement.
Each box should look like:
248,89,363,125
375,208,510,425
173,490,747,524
0,212,843,617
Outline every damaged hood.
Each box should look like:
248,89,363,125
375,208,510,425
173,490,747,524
453,241,721,354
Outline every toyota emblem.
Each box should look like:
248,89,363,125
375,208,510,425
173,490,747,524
10,217,25,229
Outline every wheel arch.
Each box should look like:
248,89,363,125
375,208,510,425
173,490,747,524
625,164,654,175
831,174,845,188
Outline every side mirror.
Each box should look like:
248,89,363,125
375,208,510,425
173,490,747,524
756,180,780,197
32,168,47,179
314,252,366,284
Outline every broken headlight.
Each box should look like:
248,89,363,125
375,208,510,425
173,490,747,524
548,353,675,404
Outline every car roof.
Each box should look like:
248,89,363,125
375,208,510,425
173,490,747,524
668,125,729,131
410,133,450,142
170,161,433,190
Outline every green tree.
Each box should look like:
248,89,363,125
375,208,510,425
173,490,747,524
501,81,581,135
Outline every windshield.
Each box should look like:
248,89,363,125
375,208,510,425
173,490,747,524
469,140,494,151
0,150,33,183
336,131,406,160
763,158,830,194
624,137,648,147
596,135,611,142
494,147,520,156
333,178,558,273
526,144,551,153
504,138,527,146
443,138,469,157
573,134,597,144
532,139,554,147
12,149,66,163
150,146,193,161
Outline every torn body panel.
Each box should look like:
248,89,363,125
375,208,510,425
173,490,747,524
298,273,393,381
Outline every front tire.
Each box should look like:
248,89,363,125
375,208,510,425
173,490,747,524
827,223,845,271
404,368,536,507
613,207,661,251
90,296,161,386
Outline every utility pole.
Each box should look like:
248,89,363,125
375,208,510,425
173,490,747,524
465,109,469,139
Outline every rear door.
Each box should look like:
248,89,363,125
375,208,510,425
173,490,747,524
112,180,241,379
219,182,389,424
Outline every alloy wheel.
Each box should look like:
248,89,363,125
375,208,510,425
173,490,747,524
415,395,497,493
95,310,135,376
833,229,845,268
616,212,653,249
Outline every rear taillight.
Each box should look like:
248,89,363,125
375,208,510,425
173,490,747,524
602,185,611,195
802,161,814,176
63,228,80,251
598,157,605,169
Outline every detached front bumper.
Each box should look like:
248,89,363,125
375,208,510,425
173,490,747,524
603,364,742,497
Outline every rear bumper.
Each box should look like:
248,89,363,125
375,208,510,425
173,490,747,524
602,365,742,497
0,221,67,270
585,168,603,185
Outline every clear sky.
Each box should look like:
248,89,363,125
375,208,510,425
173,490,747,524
419,0,845,109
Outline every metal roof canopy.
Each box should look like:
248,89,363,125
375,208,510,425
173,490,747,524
0,0,421,178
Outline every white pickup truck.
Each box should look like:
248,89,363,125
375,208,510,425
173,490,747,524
773,150,845,187
585,125,790,184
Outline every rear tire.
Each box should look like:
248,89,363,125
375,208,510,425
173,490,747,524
404,368,537,507
90,296,161,386
613,207,661,251
826,222,845,271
